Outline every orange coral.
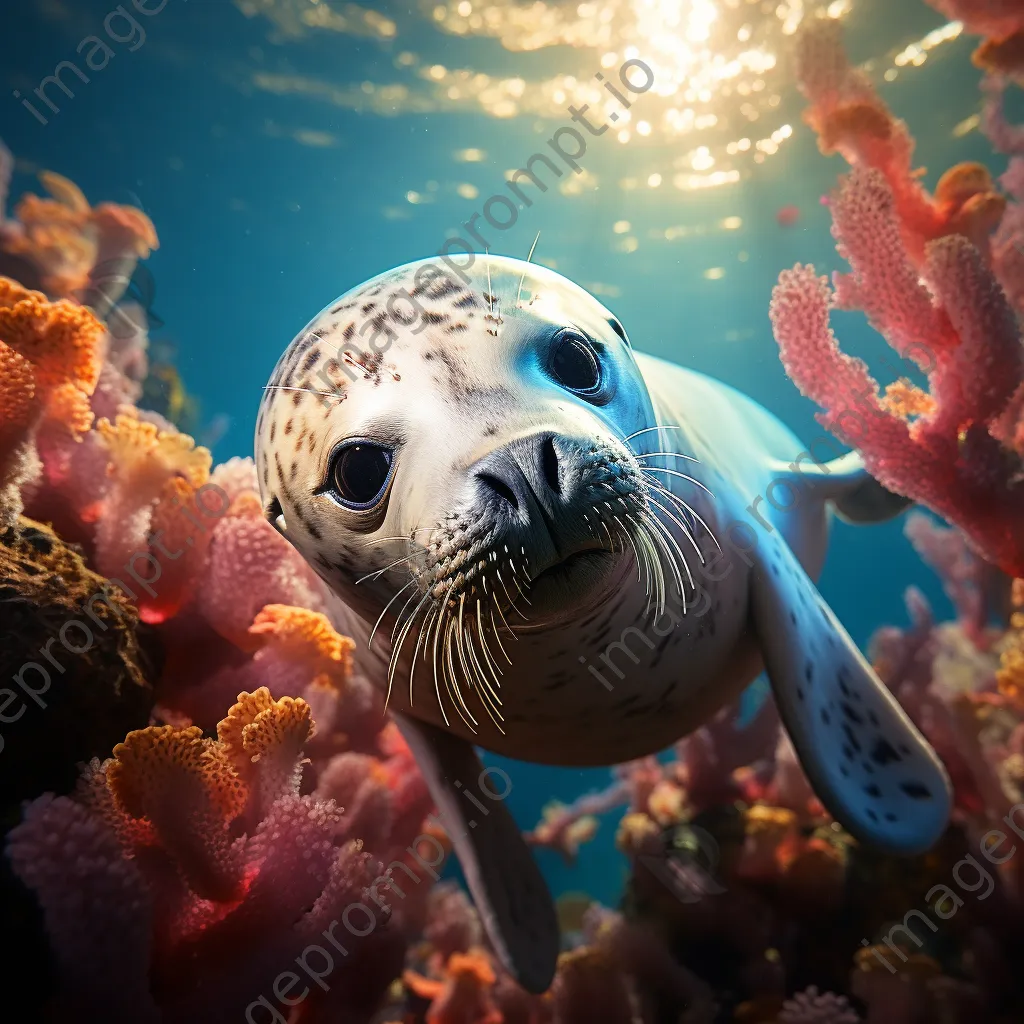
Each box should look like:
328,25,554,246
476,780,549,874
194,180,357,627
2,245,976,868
997,579,1024,706
218,688,313,816
882,380,937,420
812,101,894,157
97,409,210,493
249,603,356,690
0,276,103,415
108,724,248,901
973,31,1024,84
0,277,105,524
794,19,1012,267
93,408,211,586
403,950,502,1024
106,687,314,901
2,169,158,301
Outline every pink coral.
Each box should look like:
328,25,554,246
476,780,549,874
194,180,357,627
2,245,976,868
771,166,1024,576
903,512,1000,646
7,689,418,1023
197,490,330,646
779,986,860,1024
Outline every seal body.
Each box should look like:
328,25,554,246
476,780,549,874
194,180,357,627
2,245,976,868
256,255,952,993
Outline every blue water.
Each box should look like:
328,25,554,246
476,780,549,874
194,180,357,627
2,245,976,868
3,0,1012,905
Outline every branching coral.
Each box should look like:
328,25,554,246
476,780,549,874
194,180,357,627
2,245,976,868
774,19,1024,576
925,0,1024,83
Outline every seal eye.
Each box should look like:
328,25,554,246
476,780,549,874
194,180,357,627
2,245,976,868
549,330,601,395
328,442,393,509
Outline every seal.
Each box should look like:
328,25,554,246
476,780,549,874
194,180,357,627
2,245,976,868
255,254,952,993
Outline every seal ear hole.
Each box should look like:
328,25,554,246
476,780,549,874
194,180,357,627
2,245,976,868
265,495,287,533
608,318,630,347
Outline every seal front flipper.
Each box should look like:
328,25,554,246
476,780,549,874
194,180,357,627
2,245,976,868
392,711,558,993
749,537,951,855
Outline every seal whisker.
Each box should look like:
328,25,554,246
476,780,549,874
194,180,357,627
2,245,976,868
645,479,722,552
407,601,438,707
646,492,705,566
389,583,425,645
640,465,716,499
476,598,505,682
388,590,431,711
445,614,478,730
634,451,701,464
611,513,644,583
467,623,503,703
368,576,419,649
636,504,686,609
516,231,540,309
430,584,455,728
633,511,670,617
490,605,515,660
356,555,419,585
645,495,700,595
622,424,686,444
496,567,529,620
363,530,433,548
623,512,657,609
262,384,344,402
508,559,533,604
466,620,505,718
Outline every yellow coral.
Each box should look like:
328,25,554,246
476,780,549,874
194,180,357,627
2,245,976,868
997,580,1024,707
217,687,313,776
615,811,659,855
97,409,211,491
744,803,797,835
882,380,937,420
249,604,356,686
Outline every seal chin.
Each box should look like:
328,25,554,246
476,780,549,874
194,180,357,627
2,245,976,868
519,548,621,625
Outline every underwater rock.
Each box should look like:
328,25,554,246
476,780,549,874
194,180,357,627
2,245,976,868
0,517,152,811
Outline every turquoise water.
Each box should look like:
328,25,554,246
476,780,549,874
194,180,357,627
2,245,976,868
3,0,1013,906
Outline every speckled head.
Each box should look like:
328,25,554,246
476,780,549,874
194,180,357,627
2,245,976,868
254,255,682,655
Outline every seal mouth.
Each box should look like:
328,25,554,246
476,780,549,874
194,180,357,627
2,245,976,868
521,547,618,621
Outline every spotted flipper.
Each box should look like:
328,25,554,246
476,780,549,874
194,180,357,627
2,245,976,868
393,712,558,993
750,537,951,854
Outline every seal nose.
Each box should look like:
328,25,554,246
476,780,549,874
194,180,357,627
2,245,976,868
474,433,562,512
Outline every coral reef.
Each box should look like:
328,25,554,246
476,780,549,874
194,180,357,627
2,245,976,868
771,17,1024,577
8,688,424,1023
6,8,1024,1022
923,0,1024,83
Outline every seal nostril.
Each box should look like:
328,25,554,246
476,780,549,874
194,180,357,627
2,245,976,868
478,472,519,510
541,436,561,495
